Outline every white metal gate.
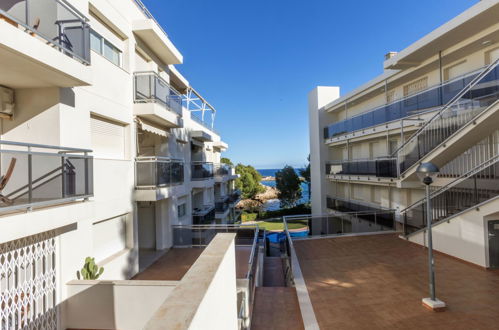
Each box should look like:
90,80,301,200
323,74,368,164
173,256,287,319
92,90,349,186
0,231,57,329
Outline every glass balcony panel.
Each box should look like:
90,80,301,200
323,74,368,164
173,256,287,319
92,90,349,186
191,162,214,180
0,144,92,212
0,0,91,63
325,68,486,139
134,72,183,116
398,63,499,174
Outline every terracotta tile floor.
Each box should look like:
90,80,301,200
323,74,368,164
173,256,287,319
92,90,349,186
133,248,203,281
294,233,499,330
252,287,305,330
133,246,252,281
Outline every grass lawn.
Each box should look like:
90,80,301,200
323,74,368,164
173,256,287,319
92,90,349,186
253,221,307,231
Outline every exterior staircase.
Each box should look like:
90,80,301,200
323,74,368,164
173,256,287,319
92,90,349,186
393,59,499,182
401,155,499,236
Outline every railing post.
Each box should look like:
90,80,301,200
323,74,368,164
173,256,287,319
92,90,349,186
27,146,32,209
84,151,89,200
61,155,66,198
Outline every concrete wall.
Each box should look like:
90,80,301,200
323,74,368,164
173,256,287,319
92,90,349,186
62,280,178,330
309,87,340,215
145,233,238,330
407,197,499,268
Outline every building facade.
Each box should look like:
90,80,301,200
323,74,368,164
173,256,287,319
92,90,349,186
310,0,499,268
0,0,240,327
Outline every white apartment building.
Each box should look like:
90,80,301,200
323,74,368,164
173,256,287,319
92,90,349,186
0,0,242,328
310,0,499,268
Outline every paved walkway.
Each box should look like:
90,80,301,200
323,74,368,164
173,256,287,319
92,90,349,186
294,233,499,329
252,287,305,330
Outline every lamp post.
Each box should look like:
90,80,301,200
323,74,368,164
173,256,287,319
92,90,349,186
416,162,446,311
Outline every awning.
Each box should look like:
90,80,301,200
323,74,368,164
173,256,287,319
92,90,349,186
137,118,168,137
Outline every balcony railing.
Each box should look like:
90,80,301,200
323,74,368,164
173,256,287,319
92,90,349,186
135,157,184,188
402,156,499,235
0,140,93,213
134,72,183,116
192,206,215,224
214,163,231,176
324,67,485,139
0,0,91,64
191,162,214,180
326,158,397,178
228,190,242,204
395,60,499,175
215,197,229,213
326,196,395,228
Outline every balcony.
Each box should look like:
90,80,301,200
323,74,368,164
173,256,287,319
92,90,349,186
326,158,397,179
0,0,92,88
215,197,230,219
0,140,93,214
324,68,482,140
191,162,214,180
192,206,215,224
228,190,242,205
134,72,183,128
135,157,185,201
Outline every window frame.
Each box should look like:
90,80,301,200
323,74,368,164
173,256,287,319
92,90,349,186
90,29,122,67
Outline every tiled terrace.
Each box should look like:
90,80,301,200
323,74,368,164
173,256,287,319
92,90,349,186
133,246,252,281
294,233,499,330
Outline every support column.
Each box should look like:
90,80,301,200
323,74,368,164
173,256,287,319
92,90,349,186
308,87,340,215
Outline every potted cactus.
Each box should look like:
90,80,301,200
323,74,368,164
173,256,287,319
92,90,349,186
76,257,104,280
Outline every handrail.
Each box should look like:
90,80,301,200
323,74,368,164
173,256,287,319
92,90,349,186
133,0,169,38
324,66,486,139
246,227,259,278
401,154,499,213
0,140,92,153
391,58,499,157
135,156,184,162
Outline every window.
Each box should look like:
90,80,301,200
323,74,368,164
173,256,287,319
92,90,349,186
91,116,126,159
444,61,467,81
177,203,186,218
403,77,428,97
90,30,122,67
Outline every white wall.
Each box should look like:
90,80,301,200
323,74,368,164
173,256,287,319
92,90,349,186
407,197,499,268
63,280,178,330
309,87,340,215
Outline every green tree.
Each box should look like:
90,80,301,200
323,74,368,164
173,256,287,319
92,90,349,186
221,157,233,166
276,165,302,208
235,164,265,199
299,155,311,200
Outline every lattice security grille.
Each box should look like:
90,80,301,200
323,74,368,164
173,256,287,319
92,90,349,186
0,231,57,329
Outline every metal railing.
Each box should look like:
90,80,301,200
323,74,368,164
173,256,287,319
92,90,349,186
134,72,183,116
190,114,219,135
135,156,184,188
133,0,169,38
191,162,214,180
0,0,91,64
0,140,93,213
228,190,242,204
402,155,499,235
326,157,397,178
284,210,395,239
324,67,485,139
394,59,499,175
215,197,229,213
192,206,215,224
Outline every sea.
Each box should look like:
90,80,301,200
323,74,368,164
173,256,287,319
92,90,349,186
257,169,310,211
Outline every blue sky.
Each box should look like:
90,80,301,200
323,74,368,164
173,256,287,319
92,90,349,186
142,0,477,169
